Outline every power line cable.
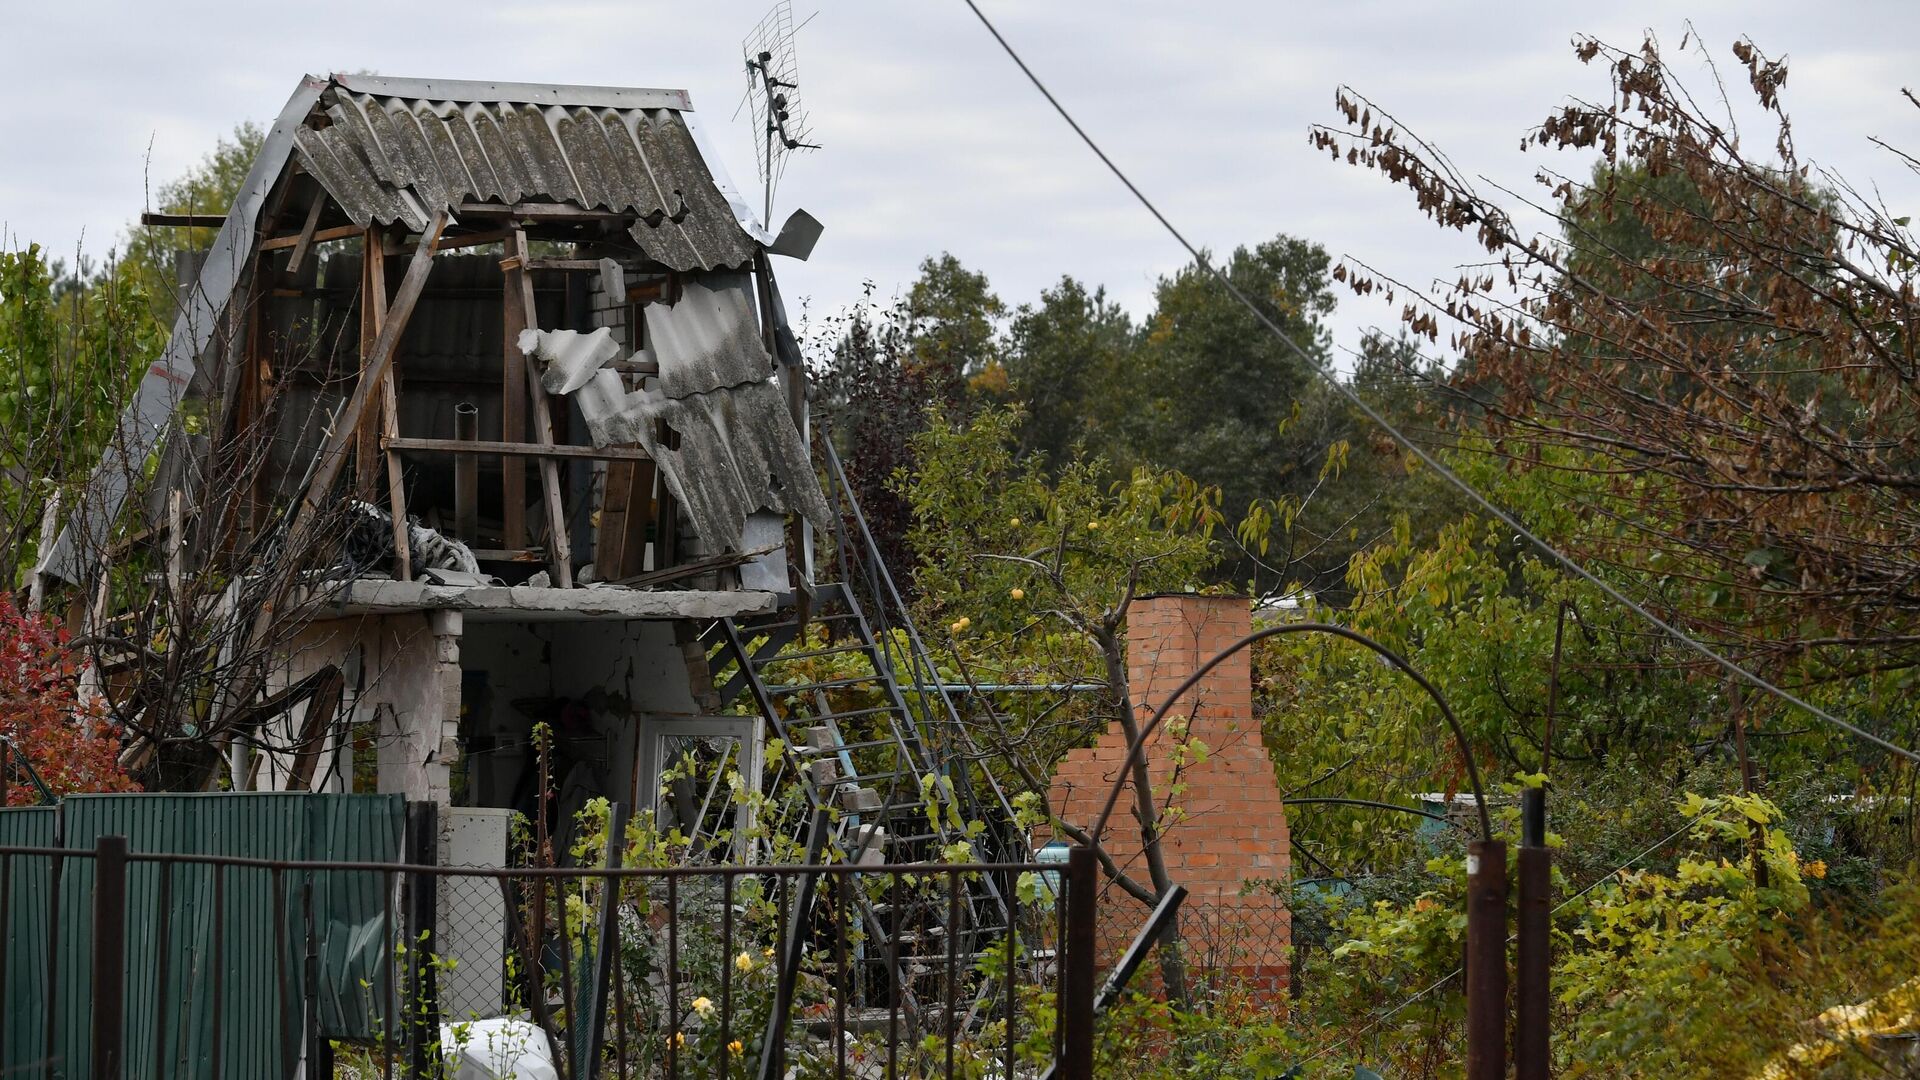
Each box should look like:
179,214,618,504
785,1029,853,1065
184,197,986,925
957,0,1918,764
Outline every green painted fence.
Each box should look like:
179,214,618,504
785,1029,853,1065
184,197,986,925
0,792,406,1078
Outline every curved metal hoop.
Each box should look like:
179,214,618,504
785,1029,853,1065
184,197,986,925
1088,621,1493,844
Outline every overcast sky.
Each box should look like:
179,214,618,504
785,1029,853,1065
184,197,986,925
3,1,1917,361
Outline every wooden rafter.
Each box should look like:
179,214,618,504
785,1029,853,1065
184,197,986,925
286,212,447,563
505,230,573,587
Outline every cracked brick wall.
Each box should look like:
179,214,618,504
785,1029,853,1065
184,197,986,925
1047,593,1290,994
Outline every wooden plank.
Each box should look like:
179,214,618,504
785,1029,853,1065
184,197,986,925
501,250,528,547
366,233,411,580
596,460,636,579
287,213,446,558
384,437,651,462
508,229,573,588
259,223,362,251
284,197,327,277
354,231,385,492
460,201,633,222
470,548,545,563
140,212,227,228
382,353,410,581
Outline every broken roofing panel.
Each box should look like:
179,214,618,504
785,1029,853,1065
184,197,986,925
292,79,758,272
517,272,831,554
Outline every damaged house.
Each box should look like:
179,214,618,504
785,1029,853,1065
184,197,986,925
37,71,1018,918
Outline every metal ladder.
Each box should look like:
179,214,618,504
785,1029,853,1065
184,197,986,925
701,438,1023,1025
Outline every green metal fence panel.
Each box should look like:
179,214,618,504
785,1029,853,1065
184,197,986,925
1,793,404,1079
0,808,58,1073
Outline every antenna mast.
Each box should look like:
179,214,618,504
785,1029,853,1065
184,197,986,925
743,2,820,225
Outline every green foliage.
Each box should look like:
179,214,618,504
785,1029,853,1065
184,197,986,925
0,243,165,584
1002,276,1135,470
118,122,264,321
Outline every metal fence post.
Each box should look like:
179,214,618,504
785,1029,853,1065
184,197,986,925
1465,838,1508,1080
1515,789,1551,1080
1059,844,1097,1080
90,835,128,1080
403,802,439,1079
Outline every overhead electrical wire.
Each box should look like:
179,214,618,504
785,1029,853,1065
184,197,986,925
957,0,1919,764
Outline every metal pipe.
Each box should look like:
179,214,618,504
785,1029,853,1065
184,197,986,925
90,835,128,1080
1058,845,1097,1080
1516,788,1551,1080
454,401,479,541
1466,839,1509,1080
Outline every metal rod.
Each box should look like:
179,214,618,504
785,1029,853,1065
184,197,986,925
303,877,321,1080
1006,872,1018,1080
1515,789,1551,1080
886,871,901,1080
91,835,129,1080
834,873,848,1080
667,873,679,1079
1058,846,1096,1080
945,873,959,1079
404,802,439,1079
454,402,480,541
720,873,733,1080
584,802,628,1078
382,869,396,1080
1466,839,1509,1080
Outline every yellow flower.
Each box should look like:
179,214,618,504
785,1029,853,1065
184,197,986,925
735,950,756,973
1009,587,1025,601
1805,859,1827,879
672,1032,686,1049
691,995,714,1017
763,946,776,959
1086,521,1101,531
728,1040,745,1056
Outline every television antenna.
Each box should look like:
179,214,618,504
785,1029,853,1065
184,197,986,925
742,2,820,224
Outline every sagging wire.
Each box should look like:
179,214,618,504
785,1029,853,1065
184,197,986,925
956,0,1918,765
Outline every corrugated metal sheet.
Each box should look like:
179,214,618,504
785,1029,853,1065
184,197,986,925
1,793,404,1078
293,81,756,272
631,274,832,551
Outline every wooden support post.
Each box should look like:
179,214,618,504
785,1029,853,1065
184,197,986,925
1515,789,1551,1080
501,245,528,549
91,835,129,1079
283,196,326,279
355,232,385,493
1466,839,1509,1080
506,230,573,588
287,213,445,563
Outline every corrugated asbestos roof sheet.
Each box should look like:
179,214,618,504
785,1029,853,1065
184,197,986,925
292,77,757,272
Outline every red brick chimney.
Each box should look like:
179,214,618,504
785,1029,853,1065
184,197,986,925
1047,593,1290,994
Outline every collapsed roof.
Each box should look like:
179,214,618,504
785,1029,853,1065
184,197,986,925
39,72,824,587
